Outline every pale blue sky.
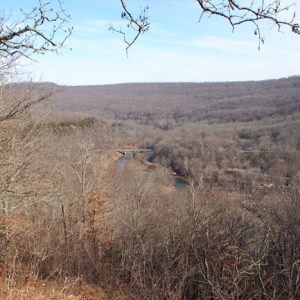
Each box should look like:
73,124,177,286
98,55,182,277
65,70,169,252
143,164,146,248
3,0,300,85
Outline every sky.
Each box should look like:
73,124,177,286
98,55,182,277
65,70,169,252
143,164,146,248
3,0,300,85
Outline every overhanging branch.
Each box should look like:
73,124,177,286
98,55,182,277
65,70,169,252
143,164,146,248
110,0,150,56
113,0,299,51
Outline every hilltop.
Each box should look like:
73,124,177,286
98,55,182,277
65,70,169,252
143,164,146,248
38,76,300,123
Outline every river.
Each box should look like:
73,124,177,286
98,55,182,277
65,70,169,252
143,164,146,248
114,150,190,189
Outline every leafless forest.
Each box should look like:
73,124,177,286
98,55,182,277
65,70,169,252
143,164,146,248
1,76,300,299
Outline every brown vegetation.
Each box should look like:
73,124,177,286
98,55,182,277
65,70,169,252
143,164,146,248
1,77,300,299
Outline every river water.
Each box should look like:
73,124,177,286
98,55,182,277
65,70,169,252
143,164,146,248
114,152,190,189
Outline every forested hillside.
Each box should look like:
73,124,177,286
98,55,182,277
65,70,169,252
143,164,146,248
44,76,300,122
40,76,300,181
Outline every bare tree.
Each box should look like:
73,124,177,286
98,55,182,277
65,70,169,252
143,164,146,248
0,1,72,283
0,0,72,71
112,0,299,51
0,0,72,126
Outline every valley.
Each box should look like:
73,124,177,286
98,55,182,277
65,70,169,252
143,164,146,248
1,76,300,299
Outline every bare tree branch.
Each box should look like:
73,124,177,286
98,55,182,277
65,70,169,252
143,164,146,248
0,0,73,69
0,89,54,122
196,0,299,49
115,0,299,51
110,0,150,56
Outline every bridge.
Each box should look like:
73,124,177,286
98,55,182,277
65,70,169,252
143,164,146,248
116,148,150,155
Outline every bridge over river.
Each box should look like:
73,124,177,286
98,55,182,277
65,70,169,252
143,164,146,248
116,148,150,157
115,148,191,187
95,147,191,188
